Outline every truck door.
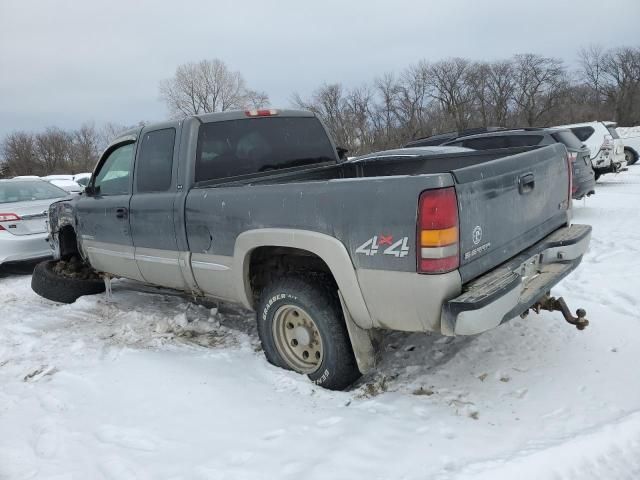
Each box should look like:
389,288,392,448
76,140,144,281
129,125,187,289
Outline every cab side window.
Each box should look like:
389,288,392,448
93,143,135,195
136,128,176,193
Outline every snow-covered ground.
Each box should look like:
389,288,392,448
618,126,640,138
1,169,640,480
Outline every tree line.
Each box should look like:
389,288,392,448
2,45,638,176
293,46,640,155
0,122,138,178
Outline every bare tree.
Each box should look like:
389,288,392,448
159,59,269,117
1,132,38,177
69,123,101,173
512,54,568,126
395,62,432,139
601,47,640,125
35,128,71,174
427,58,475,131
579,45,607,117
293,83,352,149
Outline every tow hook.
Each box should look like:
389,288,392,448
525,293,589,330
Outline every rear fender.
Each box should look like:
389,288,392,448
234,228,373,329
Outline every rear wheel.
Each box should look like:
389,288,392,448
625,148,638,166
31,259,105,304
257,276,361,390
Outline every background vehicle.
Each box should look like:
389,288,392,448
404,127,506,147
616,126,640,166
34,109,590,390
405,127,596,200
351,146,474,159
73,173,92,186
556,121,627,179
44,177,83,195
0,179,68,265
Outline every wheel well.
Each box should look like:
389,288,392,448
58,225,80,260
248,246,336,305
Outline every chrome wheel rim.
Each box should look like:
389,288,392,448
272,305,323,374
625,150,632,163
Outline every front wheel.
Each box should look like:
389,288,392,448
257,276,361,390
31,259,105,303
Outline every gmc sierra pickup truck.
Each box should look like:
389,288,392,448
32,109,591,390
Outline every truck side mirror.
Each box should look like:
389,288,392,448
84,185,99,196
337,146,349,160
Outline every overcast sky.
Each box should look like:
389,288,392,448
1,0,638,140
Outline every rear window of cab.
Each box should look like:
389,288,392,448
195,117,337,183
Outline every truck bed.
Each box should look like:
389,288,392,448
186,144,570,284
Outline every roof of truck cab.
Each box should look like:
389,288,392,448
103,109,316,151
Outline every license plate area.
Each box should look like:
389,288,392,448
519,253,542,282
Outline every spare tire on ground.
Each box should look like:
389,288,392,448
31,259,105,304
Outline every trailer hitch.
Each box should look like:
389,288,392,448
527,293,589,330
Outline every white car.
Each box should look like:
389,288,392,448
0,178,68,265
46,178,83,195
616,126,640,166
73,172,92,187
556,121,627,179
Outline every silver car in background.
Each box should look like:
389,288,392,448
0,179,68,265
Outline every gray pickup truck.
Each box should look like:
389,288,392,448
32,109,591,390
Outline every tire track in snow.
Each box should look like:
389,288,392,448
440,409,640,480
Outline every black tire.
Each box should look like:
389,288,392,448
31,260,105,304
257,276,361,390
594,171,601,181
625,148,638,166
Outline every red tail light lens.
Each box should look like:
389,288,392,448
417,187,459,274
0,213,20,222
566,152,574,200
567,152,577,194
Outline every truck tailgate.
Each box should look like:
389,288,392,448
452,144,570,283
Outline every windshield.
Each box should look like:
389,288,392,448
0,180,67,204
195,117,337,182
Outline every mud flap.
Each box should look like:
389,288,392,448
338,291,375,374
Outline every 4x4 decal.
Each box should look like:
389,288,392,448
356,235,410,258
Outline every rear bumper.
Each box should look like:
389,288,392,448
0,231,53,265
441,224,591,336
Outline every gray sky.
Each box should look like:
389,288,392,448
1,0,638,140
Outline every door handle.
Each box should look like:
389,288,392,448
518,173,535,194
115,207,128,219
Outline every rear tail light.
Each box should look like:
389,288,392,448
417,187,459,274
566,152,574,201
602,134,613,149
567,152,577,194
0,213,20,222
245,109,278,117
0,213,20,231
